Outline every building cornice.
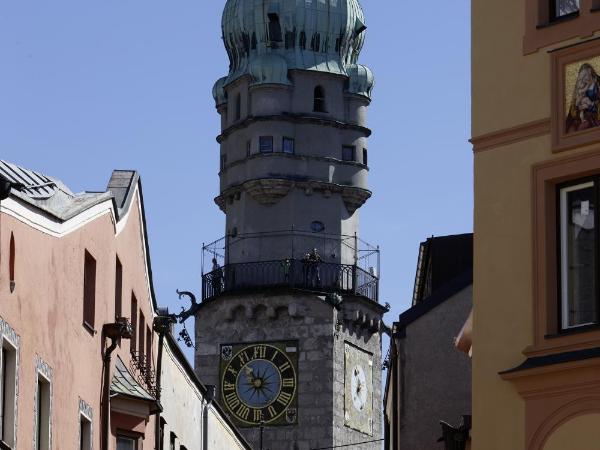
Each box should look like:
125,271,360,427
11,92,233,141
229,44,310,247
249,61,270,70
217,113,372,144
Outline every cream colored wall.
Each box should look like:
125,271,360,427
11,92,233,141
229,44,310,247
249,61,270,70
160,342,204,449
543,414,600,450
206,408,248,450
471,0,600,449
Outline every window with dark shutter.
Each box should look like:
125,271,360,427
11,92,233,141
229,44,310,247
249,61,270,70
130,294,138,353
83,251,96,331
115,257,123,319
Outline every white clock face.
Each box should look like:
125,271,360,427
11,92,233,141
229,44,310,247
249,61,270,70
350,365,368,412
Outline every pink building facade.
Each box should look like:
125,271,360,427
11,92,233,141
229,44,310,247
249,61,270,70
0,161,160,450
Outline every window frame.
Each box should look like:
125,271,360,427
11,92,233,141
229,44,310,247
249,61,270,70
34,371,51,450
83,250,97,333
259,136,274,154
342,145,356,162
313,86,326,113
0,339,17,448
79,414,92,450
115,256,123,320
557,177,600,331
116,433,139,450
282,137,295,155
130,294,138,355
549,0,580,22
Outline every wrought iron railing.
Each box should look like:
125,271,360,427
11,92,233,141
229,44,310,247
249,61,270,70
130,351,159,398
202,259,379,302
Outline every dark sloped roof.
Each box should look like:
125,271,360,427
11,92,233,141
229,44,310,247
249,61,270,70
0,160,64,199
412,233,473,305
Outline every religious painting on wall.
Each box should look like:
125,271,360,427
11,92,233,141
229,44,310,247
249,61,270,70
552,40,600,151
565,58,600,134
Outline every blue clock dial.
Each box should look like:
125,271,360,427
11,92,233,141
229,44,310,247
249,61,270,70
236,360,282,408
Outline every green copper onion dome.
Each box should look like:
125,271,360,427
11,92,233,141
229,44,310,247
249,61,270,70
220,0,368,85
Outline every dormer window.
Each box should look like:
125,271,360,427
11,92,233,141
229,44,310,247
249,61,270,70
551,0,579,20
314,86,326,113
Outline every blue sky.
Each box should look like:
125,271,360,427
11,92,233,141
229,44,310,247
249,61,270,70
0,1,472,362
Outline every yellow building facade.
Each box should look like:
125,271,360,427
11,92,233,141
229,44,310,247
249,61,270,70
473,1,600,449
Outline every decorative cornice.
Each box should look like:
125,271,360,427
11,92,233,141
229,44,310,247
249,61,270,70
470,118,551,153
221,151,369,174
217,113,372,143
214,178,372,215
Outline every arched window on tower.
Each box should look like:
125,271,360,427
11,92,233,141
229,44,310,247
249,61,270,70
268,13,282,44
313,86,326,113
9,232,15,292
299,32,306,50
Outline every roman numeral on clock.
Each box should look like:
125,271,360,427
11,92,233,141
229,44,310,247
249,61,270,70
267,405,277,419
253,409,263,422
223,381,235,392
225,392,240,410
236,404,250,421
276,391,292,406
282,378,295,388
253,345,267,359
279,361,291,372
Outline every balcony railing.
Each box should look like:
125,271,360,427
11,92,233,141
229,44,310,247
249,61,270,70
130,351,159,398
201,258,379,303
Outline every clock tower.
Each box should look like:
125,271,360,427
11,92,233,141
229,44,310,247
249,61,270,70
194,1,386,449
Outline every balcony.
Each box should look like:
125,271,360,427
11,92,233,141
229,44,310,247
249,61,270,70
129,351,159,398
202,258,378,302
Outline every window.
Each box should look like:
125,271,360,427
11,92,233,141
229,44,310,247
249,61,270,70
299,32,306,50
117,435,137,450
146,326,152,372
342,146,356,162
282,137,295,154
0,343,16,447
220,154,227,171
559,179,599,330
267,13,282,43
35,375,50,450
363,148,368,166
551,0,579,20
138,311,145,359
79,415,91,450
115,257,123,319
8,233,15,293
83,251,96,331
313,86,326,112
159,418,166,450
259,136,273,153
246,140,251,157
235,93,241,121
130,294,138,354
170,432,177,450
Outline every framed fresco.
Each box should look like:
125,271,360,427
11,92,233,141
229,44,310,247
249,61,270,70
552,39,600,152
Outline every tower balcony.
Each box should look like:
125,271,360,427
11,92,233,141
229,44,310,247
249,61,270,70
201,231,380,303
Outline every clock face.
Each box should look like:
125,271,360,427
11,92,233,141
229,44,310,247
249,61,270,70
220,342,298,427
350,365,368,412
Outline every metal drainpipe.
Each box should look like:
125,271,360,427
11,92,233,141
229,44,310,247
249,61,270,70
102,337,119,450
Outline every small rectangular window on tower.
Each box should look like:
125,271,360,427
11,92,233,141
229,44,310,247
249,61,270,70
220,154,227,171
246,140,252,157
342,146,356,162
259,136,274,153
283,137,295,154
363,148,368,166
